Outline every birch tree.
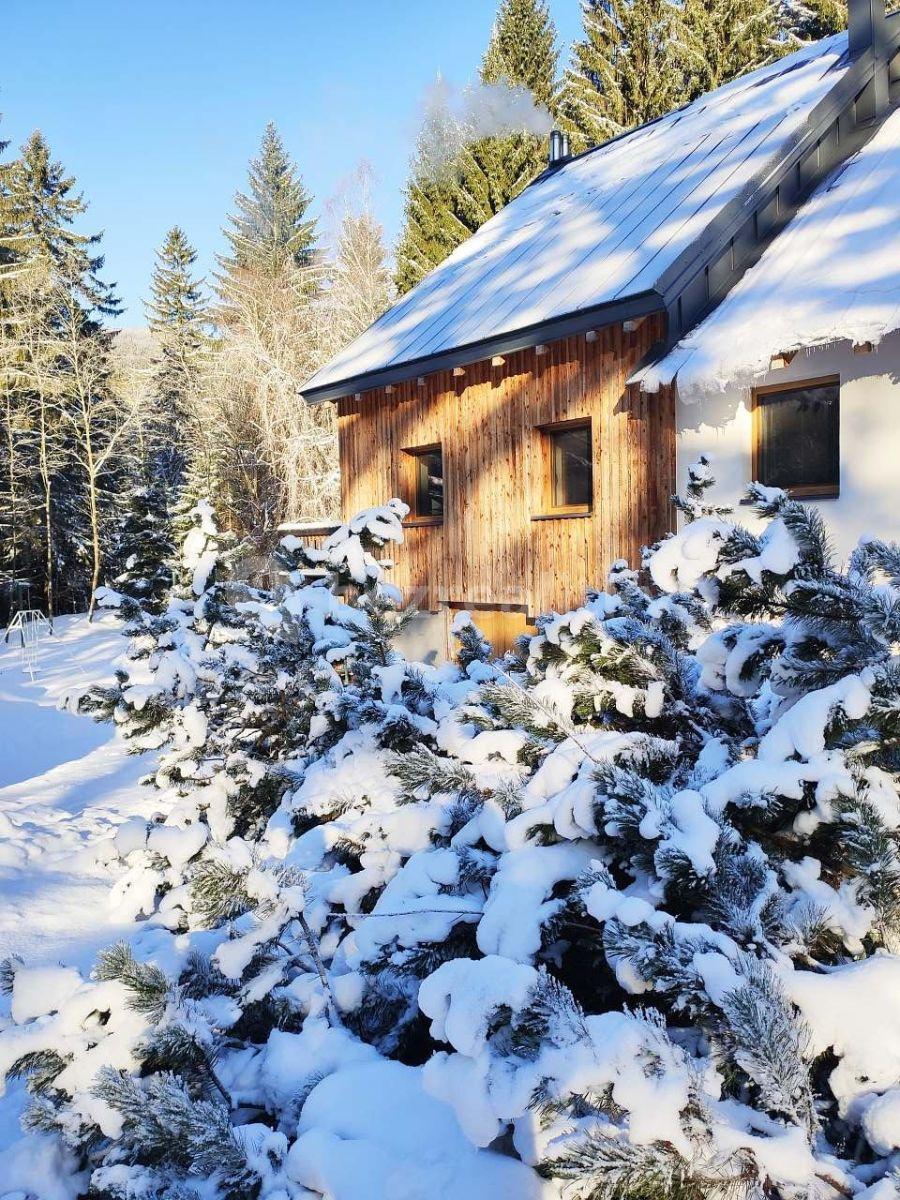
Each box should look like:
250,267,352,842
55,267,136,617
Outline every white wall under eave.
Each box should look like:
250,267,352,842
675,329,900,562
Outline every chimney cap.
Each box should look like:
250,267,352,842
548,129,571,168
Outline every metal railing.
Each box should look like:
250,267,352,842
4,609,52,678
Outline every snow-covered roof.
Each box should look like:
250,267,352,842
636,100,900,398
302,34,850,402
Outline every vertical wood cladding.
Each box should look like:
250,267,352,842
335,313,675,620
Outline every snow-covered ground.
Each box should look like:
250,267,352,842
0,614,160,1164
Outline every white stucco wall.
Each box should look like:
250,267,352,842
675,329,900,561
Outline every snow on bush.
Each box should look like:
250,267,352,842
5,469,900,1200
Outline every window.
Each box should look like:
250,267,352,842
548,421,592,512
754,379,839,498
408,445,444,518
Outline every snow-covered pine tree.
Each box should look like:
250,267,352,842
107,480,174,614
681,0,778,99
81,498,237,748
559,0,688,150
12,467,900,1200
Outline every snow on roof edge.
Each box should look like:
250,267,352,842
634,102,900,401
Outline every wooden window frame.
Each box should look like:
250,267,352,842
402,442,444,525
533,418,593,518
752,375,840,500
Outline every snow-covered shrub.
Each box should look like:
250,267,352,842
7,469,900,1200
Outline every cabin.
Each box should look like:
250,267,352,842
301,0,900,656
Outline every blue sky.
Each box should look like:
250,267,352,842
1,1,583,323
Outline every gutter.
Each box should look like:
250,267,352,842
300,291,664,404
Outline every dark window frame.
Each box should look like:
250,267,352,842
404,443,444,521
752,376,840,500
537,418,594,516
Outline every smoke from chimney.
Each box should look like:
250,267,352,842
416,74,554,182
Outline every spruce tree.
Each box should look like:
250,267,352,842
394,82,465,295
146,226,208,488
217,122,317,290
394,0,559,294
781,0,846,40
682,0,778,99
444,0,560,258
559,0,687,150
0,131,119,320
480,0,559,108
108,481,175,614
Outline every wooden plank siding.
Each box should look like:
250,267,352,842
335,313,675,626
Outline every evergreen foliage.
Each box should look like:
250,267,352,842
16,468,900,1198
218,122,317,288
394,83,464,295
146,226,208,489
682,0,778,98
559,0,687,149
394,0,559,293
783,0,847,40
0,130,123,620
481,0,559,107
445,0,560,252
0,130,120,319
108,481,174,613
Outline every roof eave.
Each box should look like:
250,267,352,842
300,291,665,404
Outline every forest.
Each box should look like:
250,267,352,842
0,0,847,625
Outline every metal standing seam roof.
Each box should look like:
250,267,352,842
301,34,850,403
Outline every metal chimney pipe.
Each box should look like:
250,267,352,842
549,129,565,166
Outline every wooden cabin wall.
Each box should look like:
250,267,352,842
335,313,675,623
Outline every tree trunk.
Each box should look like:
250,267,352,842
37,400,55,619
87,464,101,621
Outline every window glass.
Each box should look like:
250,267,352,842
413,447,443,517
757,382,839,494
550,424,592,509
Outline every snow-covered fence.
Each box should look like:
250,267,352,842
4,609,52,678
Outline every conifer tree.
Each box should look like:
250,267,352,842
444,0,560,256
394,0,559,293
782,0,846,39
394,82,466,295
217,122,317,291
480,0,559,108
0,131,119,320
16,472,900,1198
682,0,778,99
0,132,120,617
559,0,687,150
146,227,208,488
108,481,174,614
